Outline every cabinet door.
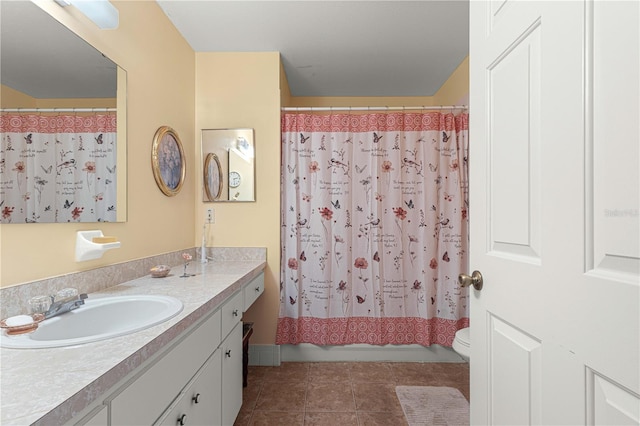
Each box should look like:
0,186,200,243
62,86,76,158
189,349,222,426
221,323,242,426
156,349,222,426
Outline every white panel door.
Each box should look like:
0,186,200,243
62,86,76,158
469,1,639,424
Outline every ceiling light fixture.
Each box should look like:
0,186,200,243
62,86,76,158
55,0,119,30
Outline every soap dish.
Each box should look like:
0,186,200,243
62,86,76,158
0,313,45,335
150,265,171,278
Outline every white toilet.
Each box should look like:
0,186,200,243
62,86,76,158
452,327,470,362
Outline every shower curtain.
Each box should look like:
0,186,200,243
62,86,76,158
277,111,470,347
0,113,117,223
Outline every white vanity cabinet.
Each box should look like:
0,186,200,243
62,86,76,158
107,285,255,426
109,310,222,425
54,269,266,426
1,259,267,426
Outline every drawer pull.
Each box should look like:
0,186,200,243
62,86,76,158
225,349,232,357
255,287,260,292
192,393,200,404
232,309,239,317
178,414,187,425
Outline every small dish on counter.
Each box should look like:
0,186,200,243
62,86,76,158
150,265,171,278
0,313,45,335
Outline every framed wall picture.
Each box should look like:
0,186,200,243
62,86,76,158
204,153,223,201
151,126,186,196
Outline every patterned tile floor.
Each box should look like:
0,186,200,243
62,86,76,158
234,362,470,426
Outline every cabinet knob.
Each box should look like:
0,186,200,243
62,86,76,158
192,393,200,404
225,349,231,357
232,309,239,317
255,287,260,292
178,414,187,426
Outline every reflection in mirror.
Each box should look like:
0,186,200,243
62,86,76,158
0,1,126,223
202,129,255,202
204,153,223,201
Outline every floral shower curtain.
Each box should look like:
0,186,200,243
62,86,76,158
276,111,470,347
0,113,117,223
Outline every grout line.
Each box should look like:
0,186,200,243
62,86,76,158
351,381,361,426
302,365,308,426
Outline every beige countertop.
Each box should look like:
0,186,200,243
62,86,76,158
0,260,266,426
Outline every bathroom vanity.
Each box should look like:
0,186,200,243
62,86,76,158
0,259,265,426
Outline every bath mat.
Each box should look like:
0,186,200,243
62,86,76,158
395,386,469,426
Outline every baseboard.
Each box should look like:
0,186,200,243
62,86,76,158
248,344,282,366
249,343,465,365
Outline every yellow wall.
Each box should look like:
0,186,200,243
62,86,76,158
195,52,282,344
0,1,195,287
0,85,116,109
1,85,37,108
280,60,292,106
433,56,469,106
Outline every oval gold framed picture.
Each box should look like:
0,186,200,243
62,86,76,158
151,126,186,196
203,153,223,201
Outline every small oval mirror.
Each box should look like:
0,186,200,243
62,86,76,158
203,153,223,201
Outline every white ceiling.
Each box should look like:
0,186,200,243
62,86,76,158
156,1,469,97
0,1,469,100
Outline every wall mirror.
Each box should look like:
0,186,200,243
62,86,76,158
202,129,255,202
0,1,127,223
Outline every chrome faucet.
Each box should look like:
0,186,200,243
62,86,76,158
44,293,88,319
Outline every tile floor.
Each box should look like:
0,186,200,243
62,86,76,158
234,362,470,426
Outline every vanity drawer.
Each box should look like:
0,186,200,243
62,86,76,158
109,309,221,426
243,272,264,312
155,349,222,426
221,291,242,340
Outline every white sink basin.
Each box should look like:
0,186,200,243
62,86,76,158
0,295,183,349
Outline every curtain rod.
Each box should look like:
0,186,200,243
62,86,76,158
0,107,117,113
281,105,467,112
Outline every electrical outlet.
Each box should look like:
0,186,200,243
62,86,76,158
206,207,214,224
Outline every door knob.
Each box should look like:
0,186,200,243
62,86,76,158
458,271,483,291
